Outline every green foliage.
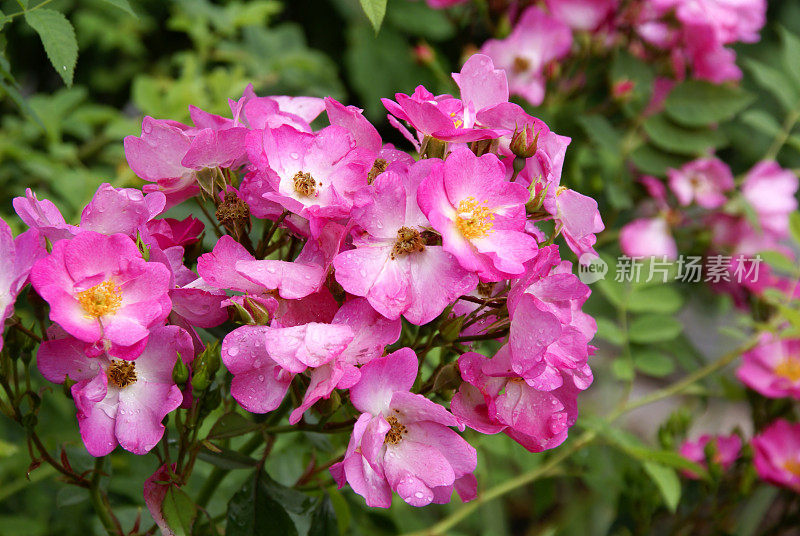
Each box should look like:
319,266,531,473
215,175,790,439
24,9,79,86
359,0,386,33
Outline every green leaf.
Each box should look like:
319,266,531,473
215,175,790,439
628,315,683,343
760,250,798,275
577,115,621,154
740,109,782,138
98,0,137,16
386,0,454,41
629,144,685,177
627,286,683,314
207,412,259,440
790,212,800,246
643,114,726,156
611,358,634,380
664,81,753,127
610,51,655,117
308,495,339,536
779,27,800,90
634,349,675,377
226,471,299,536
359,0,387,33
25,9,79,87
161,488,197,536
744,58,800,112
197,446,258,470
595,317,625,346
643,462,681,512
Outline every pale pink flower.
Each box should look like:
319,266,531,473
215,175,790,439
0,218,44,351
545,0,617,31
620,217,678,259
753,419,800,493
742,161,799,240
331,348,477,507
679,433,741,478
668,158,734,209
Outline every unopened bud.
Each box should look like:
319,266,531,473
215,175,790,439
172,355,190,387
439,315,465,343
135,232,150,261
190,369,211,392
244,297,271,325
63,375,77,399
612,79,635,101
509,125,539,159
313,390,341,416
414,43,435,65
432,362,462,392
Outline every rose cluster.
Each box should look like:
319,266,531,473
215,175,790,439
425,0,766,105
0,54,602,510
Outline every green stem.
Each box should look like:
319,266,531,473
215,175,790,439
6,0,58,21
89,457,123,536
765,103,800,161
196,434,264,508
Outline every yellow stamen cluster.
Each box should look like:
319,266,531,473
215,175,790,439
77,280,122,318
107,360,137,389
384,415,407,445
392,227,425,259
775,357,800,383
784,459,800,476
456,197,495,240
513,56,531,73
477,282,496,297
368,158,388,184
293,171,317,197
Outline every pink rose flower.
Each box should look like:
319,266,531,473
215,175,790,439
0,218,44,351
737,335,800,399
330,348,477,507
753,419,800,493
418,148,538,281
545,0,617,31
620,217,678,259
31,232,172,358
678,433,741,478
742,161,799,240
668,157,734,209
481,7,572,106
37,325,193,456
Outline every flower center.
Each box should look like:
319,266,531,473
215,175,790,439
775,357,800,383
456,197,495,240
77,280,122,318
107,360,137,389
784,458,800,476
513,56,531,73
392,227,426,259
368,158,388,184
477,282,496,297
384,415,407,445
293,171,317,197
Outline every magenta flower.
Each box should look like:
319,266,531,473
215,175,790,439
753,419,800,493
245,124,368,236
451,348,581,452
544,187,605,260
620,216,678,259
668,158,734,209
146,216,204,250
13,188,77,243
143,463,179,536
480,6,572,106
0,219,44,351
330,348,477,507
545,0,617,31
382,54,508,144
742,161,799,240
678,433,741,479
333,163,477,325
418,148,538,281
31,232,172,358
289,298,402,424
737,335,800,399
79,183,166,237
37,325,193,456
231,84,325,132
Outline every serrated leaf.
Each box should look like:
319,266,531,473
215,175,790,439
25,9,78,86
744,58,800,112
634,350,675,377
643,462,681,512
99,0,137,16
359,0,387,33
643,114,726,156
629,315,683,343
664,81,753,127
162,488,197,536
628,286,683,314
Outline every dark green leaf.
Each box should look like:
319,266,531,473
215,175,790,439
740,110,781,138
664,81,753,127
25,9,79,86
359,0,387,33
226,472,299,536
629,144,685,177
628,315,683,343
790,212,800,246
198,446,258,470
308,495,338,536
643,114,726,156
207,412,259,440
779,27,800,90
386,1,454,41
595,317,625,346
162,487,197,536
